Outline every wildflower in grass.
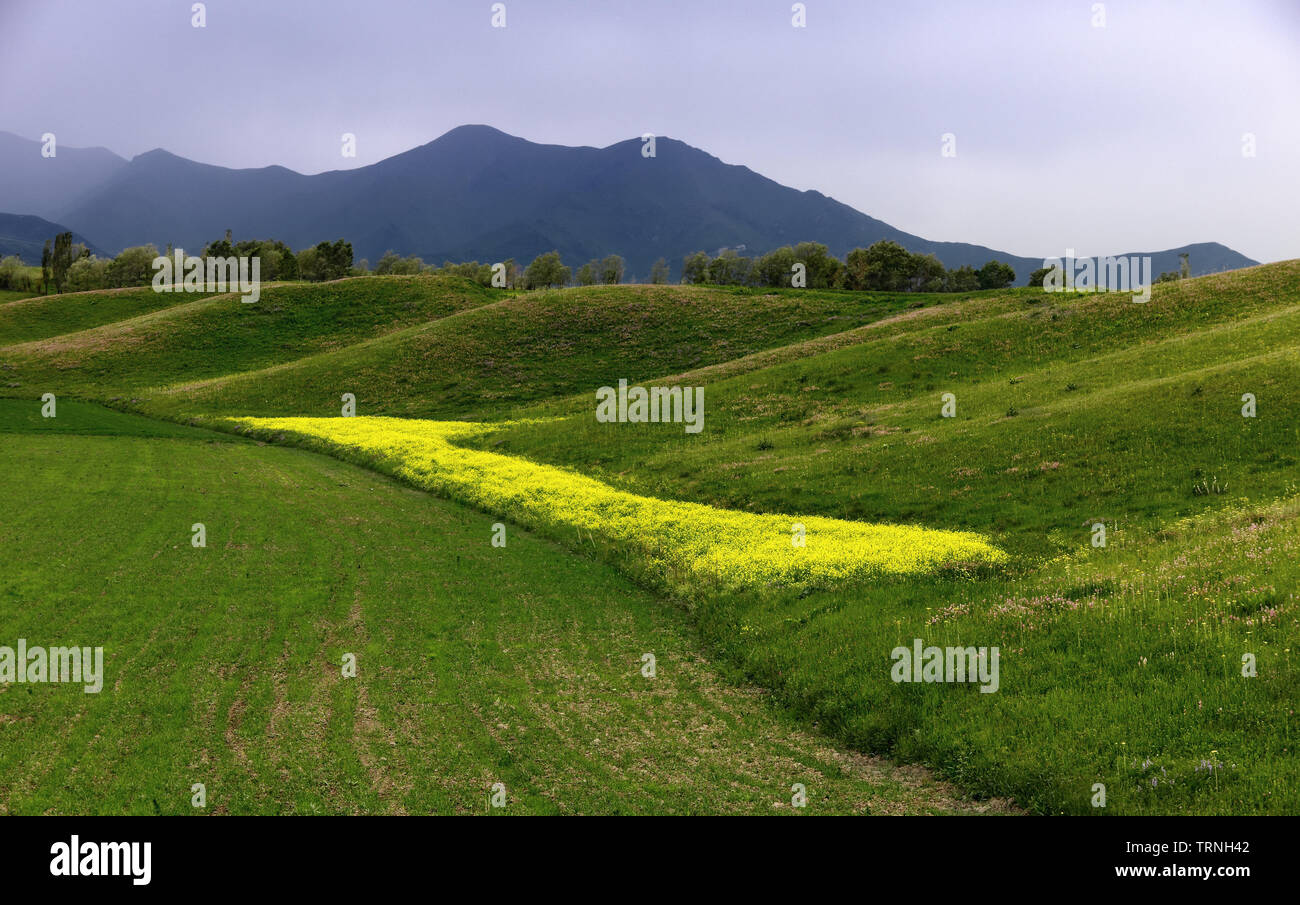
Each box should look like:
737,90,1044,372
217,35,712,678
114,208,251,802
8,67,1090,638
230,415,1008,589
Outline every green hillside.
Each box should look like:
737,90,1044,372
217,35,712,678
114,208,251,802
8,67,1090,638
134,284,933,419
475,263,1300,560
3,263,1296,814
1,401,997,815
0,286,221,347
0,274,497,394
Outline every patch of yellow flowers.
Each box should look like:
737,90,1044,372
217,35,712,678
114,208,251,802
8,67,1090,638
231,416,1007,586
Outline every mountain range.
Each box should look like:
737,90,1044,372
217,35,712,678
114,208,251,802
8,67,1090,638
0,126,1259,280
0,212,104,264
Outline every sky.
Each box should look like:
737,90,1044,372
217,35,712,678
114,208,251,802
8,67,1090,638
1,0,1297,263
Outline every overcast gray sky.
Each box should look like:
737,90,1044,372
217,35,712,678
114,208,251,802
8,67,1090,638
2,0,1296,263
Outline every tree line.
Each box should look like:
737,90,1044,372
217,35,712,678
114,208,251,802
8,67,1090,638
364,249,640,290
0,231,358,295
3,232,1024,296
681,241,1017,291
415,242,1019,292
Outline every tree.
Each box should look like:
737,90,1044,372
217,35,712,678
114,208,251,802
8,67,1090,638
232,238,296,281
203,232,235,259
1027,265,1057,288
946,265,980,292
301,239,353,281
499,258,518,289
977,259,1016,290
599,254,625,285
845,241,912,291
40,240,51,294
296,246,323,281
754,246,796,287
908,253,946,292
439,260,495,285
275,241,299,280
326,239,354,279
0,255,34,291
681,251,711,284
376,250,424,275
67,256,108,292
576,260,598,286
106,245,161,288
792,241,843,289
649,258,669,284
50,232,74,293
707,249,752,285
523,251,570,289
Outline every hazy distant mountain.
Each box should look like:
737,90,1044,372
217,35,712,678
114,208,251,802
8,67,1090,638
0,212,105,264
7,125,1258,280
0,131,128,222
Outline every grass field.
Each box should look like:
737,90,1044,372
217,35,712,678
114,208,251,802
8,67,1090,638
0,290,38,307
0,400,1003,815
227,414,1006,586
134,283,931,419
2,266,1296,814
0,286,219,346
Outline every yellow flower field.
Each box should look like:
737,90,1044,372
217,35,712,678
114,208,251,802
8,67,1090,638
230,416,1007,586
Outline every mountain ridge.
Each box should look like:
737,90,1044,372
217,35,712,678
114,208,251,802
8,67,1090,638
0,125,1259,279
0,212,105,264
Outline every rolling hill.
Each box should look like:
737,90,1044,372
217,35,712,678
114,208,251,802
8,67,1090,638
2,264,1296,814
1,399,1002,815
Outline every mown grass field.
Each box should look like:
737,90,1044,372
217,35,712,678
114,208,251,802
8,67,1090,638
2,266,1296,814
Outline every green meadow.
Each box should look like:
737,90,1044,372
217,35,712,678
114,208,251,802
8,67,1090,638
1,264,1296,814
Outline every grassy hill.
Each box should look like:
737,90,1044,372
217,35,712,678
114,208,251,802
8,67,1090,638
0,274,497,394
0,286,222,346
1,400,997,815
473,264,1300,560
136,284,930,419
3,264,1296,814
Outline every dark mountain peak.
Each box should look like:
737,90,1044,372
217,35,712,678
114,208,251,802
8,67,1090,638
600,133,710,156
0,211,105,263
131,147,295,174
374,124,533,174
132,147,185,163
0,132,130,222
26,125,1260,280
407,124,533,158
437,123,518,143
